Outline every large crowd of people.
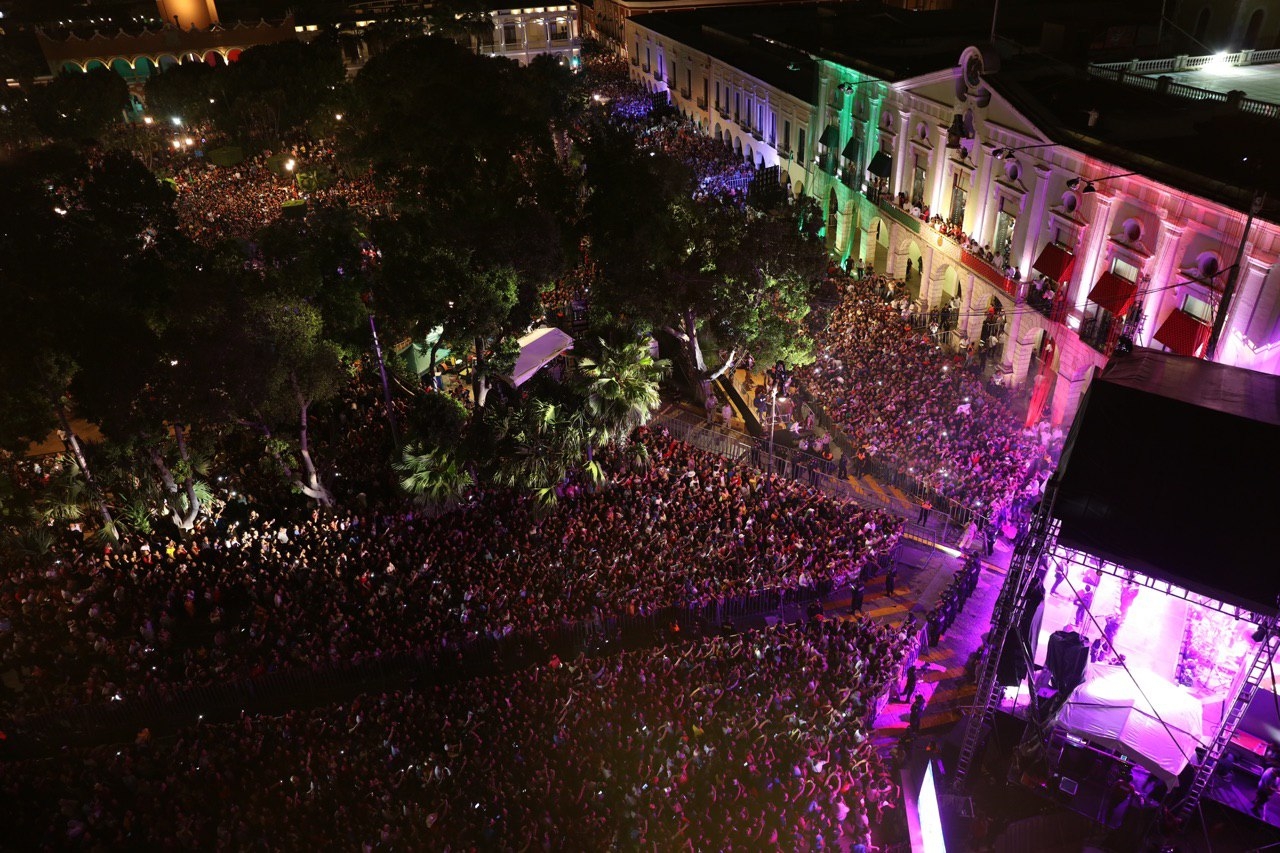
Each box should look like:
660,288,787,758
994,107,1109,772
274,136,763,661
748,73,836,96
4,618,909,851
167,137,394,243
797,270,1055,516
0,428,900,718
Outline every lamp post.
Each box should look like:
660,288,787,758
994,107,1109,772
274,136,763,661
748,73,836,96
991,142,1059,159
1065,171,1139,194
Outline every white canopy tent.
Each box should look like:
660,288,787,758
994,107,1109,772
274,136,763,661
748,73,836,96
1055,667,1205,785
507,327,574,388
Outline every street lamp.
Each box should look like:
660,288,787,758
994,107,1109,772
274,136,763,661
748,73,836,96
1065,171,1139,194
991,142,1058,159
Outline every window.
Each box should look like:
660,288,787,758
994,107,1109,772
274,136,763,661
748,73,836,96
645,47,651,70
949,173,967,226
735,92,740,122
1111,257,1139,281
797,128,806,166
1183,294,1213,323
715,81,720,109
504,22,519,45
911,157,927,208
783,119,791,151
550,19,569,40
993,207,1017,258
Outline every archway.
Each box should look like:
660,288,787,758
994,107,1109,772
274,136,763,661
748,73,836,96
226,48,242,63
940,265,961,307
872,216,890,273
158,54,179,70
204,50,226,67
1244,9,1264,49
825,187,839,252
980,295,1006,367
59,61,84,74
743,144,752,164
714,123,722,143
85,59,107,73
733,136,742,156
110,57,134,80
904,239,924,300
134,57,156,79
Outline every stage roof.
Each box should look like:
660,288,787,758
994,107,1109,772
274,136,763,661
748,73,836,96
1052,348,1280,613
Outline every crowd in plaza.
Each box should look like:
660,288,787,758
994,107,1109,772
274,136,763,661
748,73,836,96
166,137,394,243
797,270,1054,516
4,618,908,851
0,428,900,718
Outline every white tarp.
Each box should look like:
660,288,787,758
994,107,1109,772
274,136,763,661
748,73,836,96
508,327,574,387
1056,667,1204,785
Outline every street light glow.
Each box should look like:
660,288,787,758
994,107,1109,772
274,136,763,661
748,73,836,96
171,116,182,126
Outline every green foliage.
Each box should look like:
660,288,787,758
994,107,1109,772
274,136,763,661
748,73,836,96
31,67,129,141
396,446,474,510
579,339,670,446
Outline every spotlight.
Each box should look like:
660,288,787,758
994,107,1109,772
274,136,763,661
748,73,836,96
1066,177,1082,189
1254,626,1268,643
1080,182,1098,194
993,147,1011,159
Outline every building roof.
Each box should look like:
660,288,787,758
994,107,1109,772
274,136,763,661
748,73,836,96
981,56,1278,214
631,4,999,84
1053,348,1280,613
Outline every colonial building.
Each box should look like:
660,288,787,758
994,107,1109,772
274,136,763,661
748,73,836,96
624,4,1280,425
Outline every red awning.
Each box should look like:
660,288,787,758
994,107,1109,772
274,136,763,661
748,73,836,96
1032,243,1075,283
1086,271,1137,317
1152,309,1212,358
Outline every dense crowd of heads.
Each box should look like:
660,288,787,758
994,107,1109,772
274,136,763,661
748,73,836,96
5,618,908,851
1,428,900,718
797,271,1053,514
168,138,393,243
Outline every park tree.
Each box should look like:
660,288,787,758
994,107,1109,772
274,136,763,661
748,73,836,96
30,67,129,142
582,130,825,394
228,295,350,506
222,39,346,144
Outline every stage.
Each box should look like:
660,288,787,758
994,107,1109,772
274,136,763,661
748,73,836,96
996,544,1278,819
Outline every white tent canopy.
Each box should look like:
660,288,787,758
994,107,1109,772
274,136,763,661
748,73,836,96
1055,666,1204,785
507,327,574,388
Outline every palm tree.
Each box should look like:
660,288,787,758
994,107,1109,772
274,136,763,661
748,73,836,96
396,446,475,513
491,400,594,507
579,339,670,448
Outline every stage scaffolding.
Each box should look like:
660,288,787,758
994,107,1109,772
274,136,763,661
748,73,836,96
953,488,1280,825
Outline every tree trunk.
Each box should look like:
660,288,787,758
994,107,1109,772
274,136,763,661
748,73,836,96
172,424,202,530
666,310,737,399
295,395,334,506
55,404,115,538
472,335,491,409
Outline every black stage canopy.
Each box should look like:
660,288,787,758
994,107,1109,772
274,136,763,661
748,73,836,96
1052,348,1280,614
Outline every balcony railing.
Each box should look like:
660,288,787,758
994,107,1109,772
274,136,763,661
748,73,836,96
750,128,763,141
696,97,707,110
717,106,729,118
877,197,921,235
1027,289,1069,323
959,248,1018,299
641,63,650,73
630,56,639,67
680,88,691,100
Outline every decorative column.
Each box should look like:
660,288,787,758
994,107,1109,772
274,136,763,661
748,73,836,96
894,109,910,197
1020,163,1056,276
1072,191,1119,319
1139,217,1187,346
970,143,999,250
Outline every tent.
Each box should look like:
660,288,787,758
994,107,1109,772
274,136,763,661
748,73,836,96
1056,667,1204,785
397,327,450,377
507,327,574,388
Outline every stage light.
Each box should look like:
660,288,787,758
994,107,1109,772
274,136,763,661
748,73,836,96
1253,626,1267,642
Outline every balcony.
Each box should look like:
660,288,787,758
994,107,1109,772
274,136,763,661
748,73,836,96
680,88,691,100
750,128,763,142
959,248,1018,299
1027,288,1068,323
717,105,729,118
631,56,639,67
696,97,707,110
876,197,921,235
642,63,650,73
